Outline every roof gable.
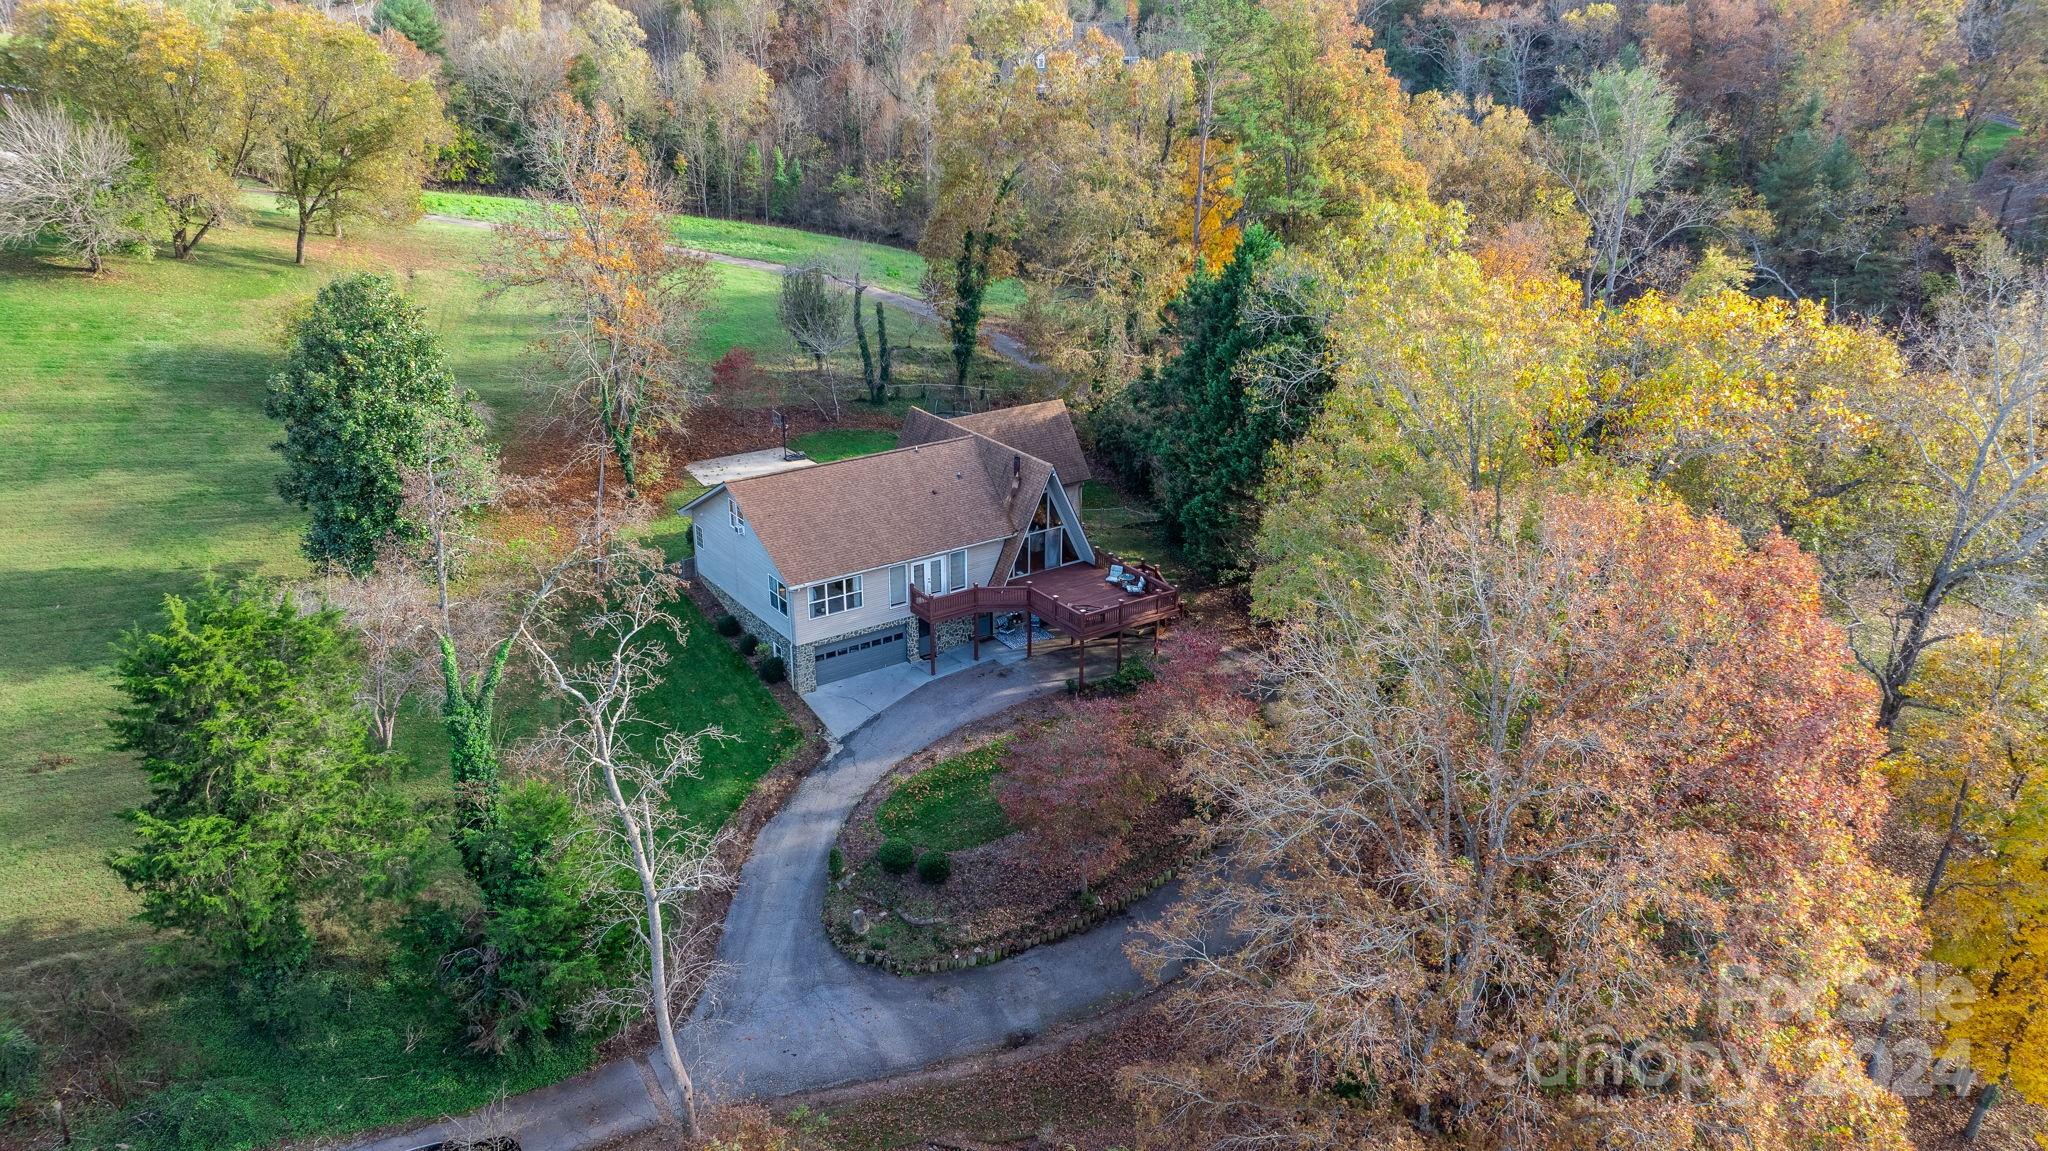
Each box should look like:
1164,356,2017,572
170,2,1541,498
897,399,1092,486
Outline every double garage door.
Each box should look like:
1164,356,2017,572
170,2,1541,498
813,628,907,686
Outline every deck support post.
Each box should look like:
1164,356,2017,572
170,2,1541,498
1026,615,1033,658
1076,636,1085,689
1152,625,1160,656
1116,630,1124,670
929,632,936,677
972,621,979,663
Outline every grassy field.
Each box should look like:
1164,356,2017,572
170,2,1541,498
0,204,802,1147
422,189,1026,311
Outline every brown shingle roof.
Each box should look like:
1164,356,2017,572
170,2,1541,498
719,435,1050,586
897,400,1092,486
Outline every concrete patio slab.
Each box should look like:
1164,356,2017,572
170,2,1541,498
803,643,1027,739
686,447,817,487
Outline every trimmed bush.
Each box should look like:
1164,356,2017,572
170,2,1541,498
714,614,742,637
876,837,916,875
827,846,844,881
916,849,952,885
757,655,786,684
737,633,759,655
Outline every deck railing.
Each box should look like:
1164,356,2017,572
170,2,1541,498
908,552,1180,640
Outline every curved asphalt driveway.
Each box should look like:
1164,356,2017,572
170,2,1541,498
348,656,1182,1151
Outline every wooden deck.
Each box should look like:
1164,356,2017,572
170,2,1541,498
908,554,1181,681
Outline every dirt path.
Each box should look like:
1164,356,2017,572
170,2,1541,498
422,213,1046,372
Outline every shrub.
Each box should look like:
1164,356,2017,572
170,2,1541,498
737,633,759,655
827,846,844,881
715,614,742,637
916,849,952,885
876,838,916,875
1076,655,1156,698
757,655,786,684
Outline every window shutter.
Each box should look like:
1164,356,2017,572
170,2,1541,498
948,550,966,590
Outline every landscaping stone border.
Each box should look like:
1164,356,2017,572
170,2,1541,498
827,863,1181,976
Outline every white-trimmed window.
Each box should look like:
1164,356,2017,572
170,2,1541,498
729,500,745,533
889,564,909,606
768,576,788,616
809,575,862,618
947,549,967,590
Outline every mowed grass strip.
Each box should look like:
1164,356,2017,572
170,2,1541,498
790,427,900,462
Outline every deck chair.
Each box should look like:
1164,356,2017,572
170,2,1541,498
1104,563,1126,584
1124,574,1146,595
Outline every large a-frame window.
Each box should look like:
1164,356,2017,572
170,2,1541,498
1012,491,1072,576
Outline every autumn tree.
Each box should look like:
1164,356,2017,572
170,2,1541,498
517,550,731,1138
1137,490,1917,1148
323,547,436,751
1888,622,2048,907
234,5,446,264
0,101,154,273
3,0,260,259
1932,795,2048,1143
777,260,849,371
1403,91,1585,276
489,96,711,504
997,694,1174,893
1542,61,1718,303
1204,0,1421,244
1843,248,2048,728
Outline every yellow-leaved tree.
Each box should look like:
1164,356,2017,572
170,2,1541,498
1933,795,2048,1142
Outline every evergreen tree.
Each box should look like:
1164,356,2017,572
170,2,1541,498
371,0,444,56
267,274,482,575
108,583,403,1006
1106,225,1333,580
398,781,618,1053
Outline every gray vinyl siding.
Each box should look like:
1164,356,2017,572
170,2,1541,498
794,536,1008,646
689,490,795,645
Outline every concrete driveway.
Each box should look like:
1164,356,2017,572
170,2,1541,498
346,656,1188,1151
685,447,817,487
802,643,1026,739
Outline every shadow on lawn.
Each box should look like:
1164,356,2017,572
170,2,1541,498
0,562,270,684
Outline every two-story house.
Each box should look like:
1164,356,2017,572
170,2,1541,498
683,400,1175,694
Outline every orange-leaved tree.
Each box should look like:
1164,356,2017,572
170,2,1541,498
1132,488,1918,1149
487,95,710,505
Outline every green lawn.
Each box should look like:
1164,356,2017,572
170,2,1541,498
0,213,553,966
876,739,1014,854
0,206,800,1148
422,189,1026,311
791,427,900,462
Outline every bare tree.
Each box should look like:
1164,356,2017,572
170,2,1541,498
1541,62,1717,303
1841,248,2048,728
777,258,851,371
323,547,437,750
516,553,731,1139
0,101,153,274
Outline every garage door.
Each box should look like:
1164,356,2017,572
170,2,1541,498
813,628,907,685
